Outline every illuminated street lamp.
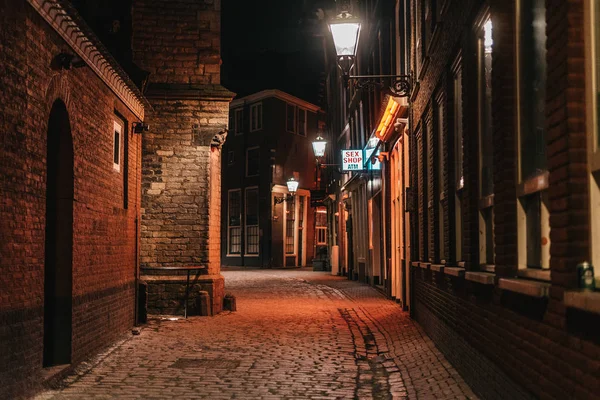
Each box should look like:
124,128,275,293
312,135,327,159
327,6,411,97
286,177,299,195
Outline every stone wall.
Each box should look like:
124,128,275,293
0,2,142,398
133,0,232,315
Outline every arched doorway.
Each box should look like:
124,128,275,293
44,100,73,367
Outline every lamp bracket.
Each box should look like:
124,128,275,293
347,74,411,97
274,194,295,205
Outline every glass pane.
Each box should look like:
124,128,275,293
246,226,259,254
285,200,295,254
525,193,542,268
481,20,494,196
454,70,464,188
229,227,241,254
520,0,547,181
229,191,241,226
113,130,120,165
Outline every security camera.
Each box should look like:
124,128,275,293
133,122,150,133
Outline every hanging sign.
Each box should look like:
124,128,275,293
341,149,364,171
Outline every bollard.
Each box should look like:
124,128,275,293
196,290,212,316
224,294,237,312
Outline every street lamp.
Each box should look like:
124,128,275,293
312,135,327,159
328,8,411,97
274,177,299,204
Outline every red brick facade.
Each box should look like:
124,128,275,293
0,1,144,398
410,0,600,398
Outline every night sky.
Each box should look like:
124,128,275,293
221,0,333,106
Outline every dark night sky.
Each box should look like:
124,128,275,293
221,0,332,105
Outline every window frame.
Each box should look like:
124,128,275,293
227,188,242,256
234,108,243,136
297,108,307,136
246,146,260,177
244,186,259,256
113,119,123,172
435,92,446,263
585,0,600,275
515,0,550,271
250,103,263,132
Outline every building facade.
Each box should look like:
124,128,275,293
221,90,322,268
324,0,600,397
0,1,146,398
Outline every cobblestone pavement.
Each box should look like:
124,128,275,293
34,269,477,400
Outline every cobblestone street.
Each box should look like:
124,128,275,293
35,269,477,400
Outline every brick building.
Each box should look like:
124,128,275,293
222,90,324,268
324,0,600,397
0,0,146,398
0,0,231,397
133,0,233,316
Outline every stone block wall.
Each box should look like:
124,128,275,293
0,2,142,398
133,0,232,315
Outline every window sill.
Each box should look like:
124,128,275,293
419,262,431,269
431,264,444,272
564,290,600,315
411,261,420,268
517,171,549,197
479,194,494,209
517,269,551,282
480,264,495,273
498,278,550,298
444,267,465,277
465,272,495,285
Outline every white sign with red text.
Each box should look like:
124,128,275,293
341,149,364,171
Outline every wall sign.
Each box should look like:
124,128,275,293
341,150,364,171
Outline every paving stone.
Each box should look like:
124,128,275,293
35,269,478,400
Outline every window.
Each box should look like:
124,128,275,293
245,187,259,255
227,151,234,166
297,108,307,136
228,189,242,255
436,96,445,262
286,103,296,133
235,109,243,135
452,57,464,262
250,103,262,131
246,147,260,177
478,17,494,266
285,199,296,254
417,126,426,261
113,119,122,172
316,209,327,245
585,0,600,274
517,0,549,270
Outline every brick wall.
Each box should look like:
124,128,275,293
0,2,141,398
409,0,600,398
133,0,232,315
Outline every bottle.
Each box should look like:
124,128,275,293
577,262,595,290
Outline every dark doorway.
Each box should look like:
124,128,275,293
44,100,74,367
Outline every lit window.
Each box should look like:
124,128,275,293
245,187,259,255
228,189,242,255
285,199,296,254
586,0,600,275
246,147,260,177
113,119,122,172
316,209,327,245
517,0,549,270
250,103,262,132
478,17,494,266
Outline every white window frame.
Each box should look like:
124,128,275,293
234,108,243,136
113,119,123,172
246,146,260,177
245,186,259,256
227,188,242,256
515,0,550,271
286,103,296,133
250,103,262,132
585,0,600,275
